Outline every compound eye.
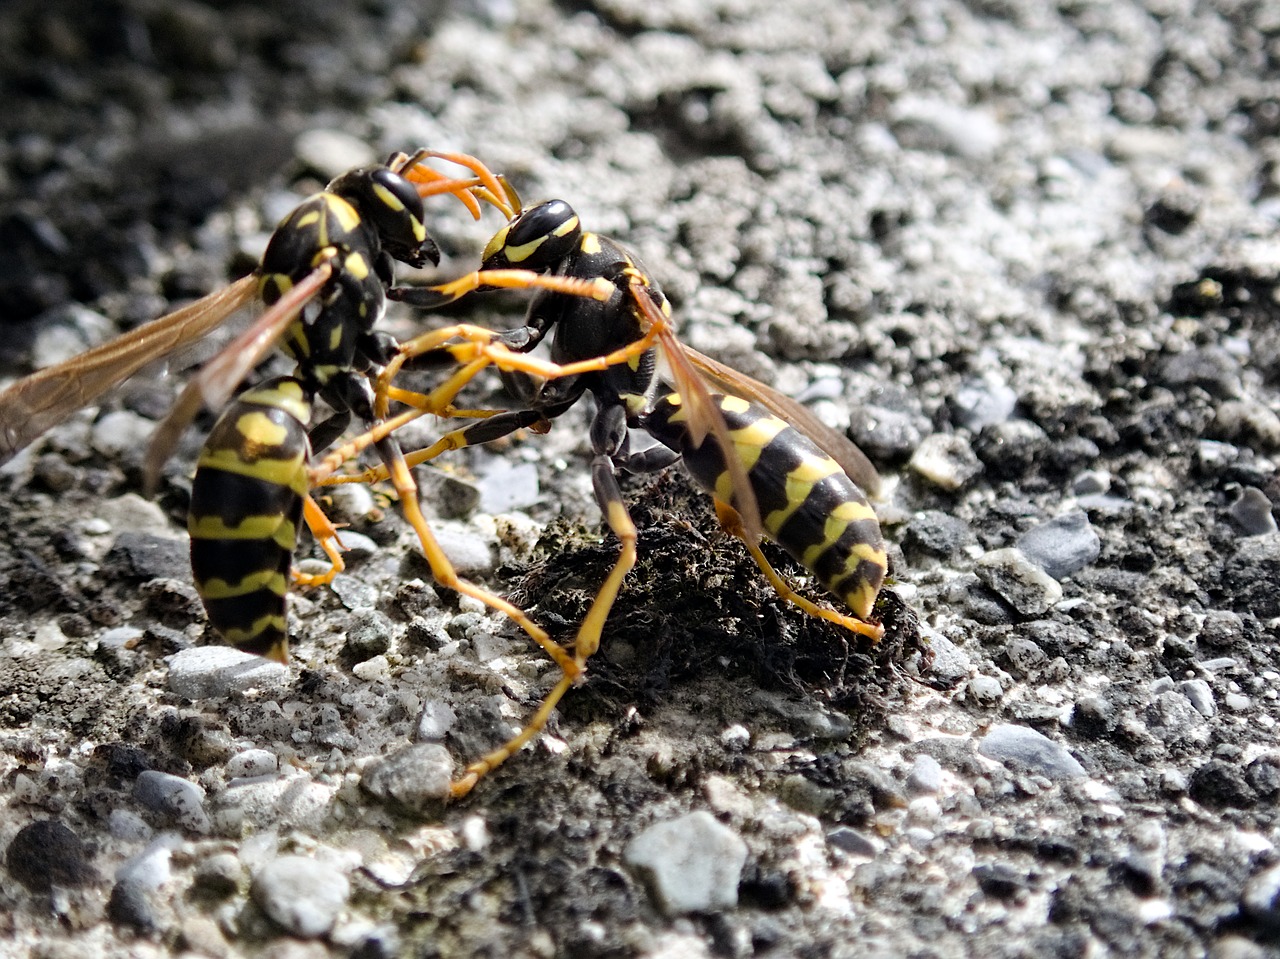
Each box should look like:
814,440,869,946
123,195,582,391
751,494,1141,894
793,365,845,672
496,200,580,269
368,169,427,228
361,169,436,266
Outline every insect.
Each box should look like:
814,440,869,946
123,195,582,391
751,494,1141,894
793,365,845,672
0,150,584,664
315,192,889,795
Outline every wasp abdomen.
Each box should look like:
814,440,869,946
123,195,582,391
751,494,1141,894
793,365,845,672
188,377,312,663
644,393,887,621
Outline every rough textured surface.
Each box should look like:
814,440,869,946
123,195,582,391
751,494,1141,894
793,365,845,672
1,0,1279,957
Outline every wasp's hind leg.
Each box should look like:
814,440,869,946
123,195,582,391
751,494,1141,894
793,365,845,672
712,498,884,643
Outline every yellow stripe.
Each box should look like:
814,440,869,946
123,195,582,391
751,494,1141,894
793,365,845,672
769,455,844,530
322,193,362,233
220,615,289,645
800,500,879,570
344,251,369,281
713,415,787,501
196,446,308,492
841,579,880,620
372,181,405,212
197,569,289,600
259,274,292,300
238,381,310,426
482,222,510,261
235,411,289,449
189,515,297,550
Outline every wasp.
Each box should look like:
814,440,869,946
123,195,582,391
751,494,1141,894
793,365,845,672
0,150,585,664
315,192,890,795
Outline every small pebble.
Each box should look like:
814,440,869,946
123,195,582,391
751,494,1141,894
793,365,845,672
108,878,158,933
115,835,178,890
415,700,458,741
108,809,154,843
720,724,751,750
6,819,99,891
1072,470,1111,496
361,743,454,812
92,410,156,461
133,771,211,833
226,749,279,780
432,522,497,577
951,376,1018,431
330,575,377,611
1016,512,1101,580
966,675,1004,706
251,855,351,938
827,826,881,858
1242,863,1280,931
624,811,748,916
978,724,1086,781
847,404,926,463
344,608,393,661
909,434,983,490
974,548,1063,616
906,754,943,796
477,458,541,513
192,852,243,898
167,646,290,699
1180,679,1216,718
1229,488,1277,536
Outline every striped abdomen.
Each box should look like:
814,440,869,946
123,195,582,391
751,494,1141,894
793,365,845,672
188,377,312,663
643,393,886,620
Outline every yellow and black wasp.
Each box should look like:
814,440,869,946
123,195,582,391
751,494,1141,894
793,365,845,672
0,149,574,664
315,191,890,795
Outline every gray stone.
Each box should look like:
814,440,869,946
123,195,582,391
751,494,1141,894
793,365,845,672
974,548,1063,616
251,855,350,938
361,743,454,812
624,811,748,916
167,646,290,699
977,724,1086,781
133,771,210,833
909,433,983,490
1016,512,1101,580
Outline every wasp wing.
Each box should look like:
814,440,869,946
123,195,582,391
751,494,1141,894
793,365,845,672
142,262,333,491
628,281,764,545
683,346,882,499
0,275,259,465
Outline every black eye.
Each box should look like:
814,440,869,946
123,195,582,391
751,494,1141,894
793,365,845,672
368,169,425,221
340,168,437,267
490,200,580,270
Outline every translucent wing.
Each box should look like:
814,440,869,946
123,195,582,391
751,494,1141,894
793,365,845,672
627,281,765,545
683,346,882,498
143,262,334,491
0,275,259,465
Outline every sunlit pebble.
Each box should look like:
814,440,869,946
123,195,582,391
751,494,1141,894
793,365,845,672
251,854,351,939
1230,487,1277,536
624,812,748,916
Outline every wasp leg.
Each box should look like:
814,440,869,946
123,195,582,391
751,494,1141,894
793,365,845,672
454,401,667,793
318,408,554,487
450,446,636,798
313,319,671,485
391,270,613,310
291,495,347,589
712,498,884,642
370,429,582,738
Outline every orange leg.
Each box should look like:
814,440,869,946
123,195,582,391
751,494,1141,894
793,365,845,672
714,499,884,642
290,494,347,589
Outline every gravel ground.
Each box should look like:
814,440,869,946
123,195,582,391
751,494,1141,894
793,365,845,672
1,1,1279,957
